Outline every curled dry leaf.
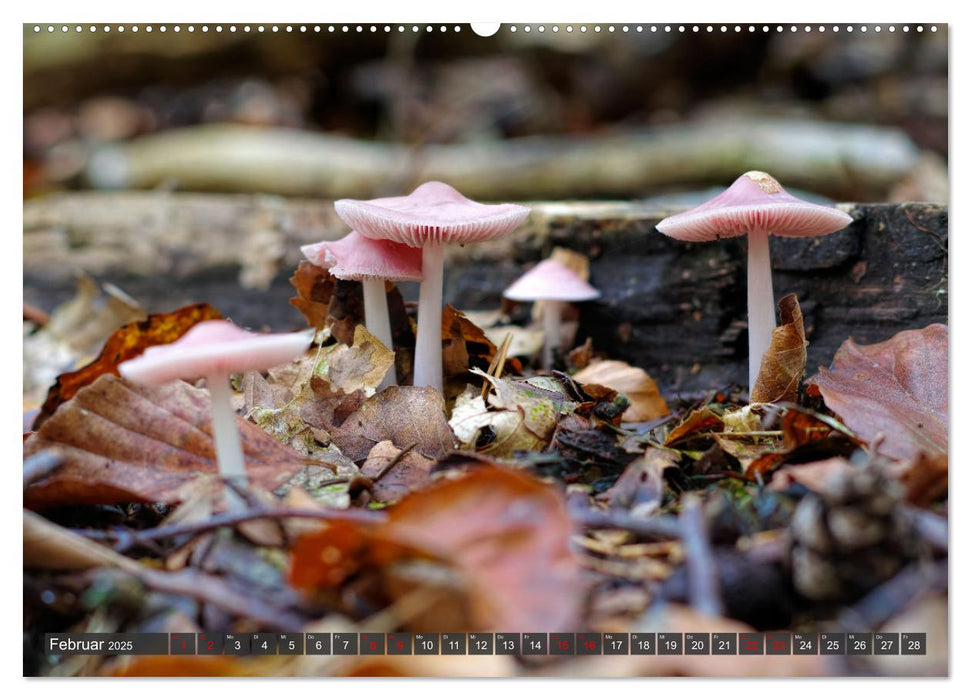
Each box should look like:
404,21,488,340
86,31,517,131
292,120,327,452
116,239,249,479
24,275,144,393
291,467,584,633
751,293,807,404
23,375,310,511
450,370,578,457
598,447,679,518
330,386,456,462
573,359,670,422
441,305,520,379
312,325,395,398
34,302,222,429
360,440,436,502
289,260,337,329
809,324,947,463
768,456,855,494
663,408,724,447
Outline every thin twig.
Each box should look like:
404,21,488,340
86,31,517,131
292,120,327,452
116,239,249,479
679,493,724,618
75,506,388,553
569,505,682,541
372,442,418,482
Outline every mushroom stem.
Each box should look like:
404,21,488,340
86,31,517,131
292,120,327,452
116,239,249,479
541,299,563,371
206,374,248,511
747,230,777,395
413,241,445,391
361,277,397,390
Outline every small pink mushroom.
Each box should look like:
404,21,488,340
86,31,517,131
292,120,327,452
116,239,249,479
301,231,422,389
335,181,529,391
503,259,600,371
656,171,852,396
118,320,312,508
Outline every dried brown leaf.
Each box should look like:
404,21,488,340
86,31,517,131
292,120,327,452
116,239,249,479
330,386,456,462
288,260,337,329
751,293,807,404
34,303,222,428
598,447,679,517
664,408,724,447
360,440,436,502
573,360,670,422
291,467,585,633
809,323,947,462
24,375,309,511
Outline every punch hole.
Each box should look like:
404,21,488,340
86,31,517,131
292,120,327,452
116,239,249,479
471,23,500,37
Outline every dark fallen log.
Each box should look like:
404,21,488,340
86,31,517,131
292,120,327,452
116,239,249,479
23,193,947,397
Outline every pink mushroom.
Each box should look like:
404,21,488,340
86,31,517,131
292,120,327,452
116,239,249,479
504,259,600,371
655,171,852,396
301,230,422,389
334,181,529,391
118,320,312,509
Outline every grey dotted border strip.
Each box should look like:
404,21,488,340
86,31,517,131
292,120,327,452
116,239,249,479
29,24,941,35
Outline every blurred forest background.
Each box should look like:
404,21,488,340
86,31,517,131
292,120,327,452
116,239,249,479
23,25,948,365
24,25,947,199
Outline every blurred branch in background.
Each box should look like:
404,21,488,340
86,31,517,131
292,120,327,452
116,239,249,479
82,118,929,202
24,25,947,203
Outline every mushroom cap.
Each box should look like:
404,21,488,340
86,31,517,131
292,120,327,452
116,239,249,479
118,320,312,384
334,181,530,247
300,231,423,282
503,259,601,302
655,171,853,243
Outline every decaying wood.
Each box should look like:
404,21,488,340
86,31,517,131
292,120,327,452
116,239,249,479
24,193,947,396
84,120,919,201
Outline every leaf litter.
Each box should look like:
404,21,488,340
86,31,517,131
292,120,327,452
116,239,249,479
23,261,948,677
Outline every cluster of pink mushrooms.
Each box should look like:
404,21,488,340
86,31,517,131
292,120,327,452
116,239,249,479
118,172,851,508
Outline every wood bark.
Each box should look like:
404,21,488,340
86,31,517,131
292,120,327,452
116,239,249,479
24,193,947,396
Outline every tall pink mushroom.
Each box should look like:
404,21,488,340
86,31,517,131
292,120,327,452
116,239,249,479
655,171,852,396
118,320,312,509
335,181,529,391
301,230,422,389
503,259,600,371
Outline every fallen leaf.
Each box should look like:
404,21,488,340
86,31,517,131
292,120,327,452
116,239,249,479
23,375,310,510
291,467,585,632
482,324,544,360
33,303,222,429
359,440,436,502
312,325,395,398
567,337,595,370
441,305,521,379
598,447,679,517
744,408,858,478
664,408,724,447
573,360,670,422
24,277,147,410
878,452,948,507
751,293,807,404
449,386,539,456
768,456,855,494
450,371,577,457
330,386,456,462
809,324,947,462
288,260,337,329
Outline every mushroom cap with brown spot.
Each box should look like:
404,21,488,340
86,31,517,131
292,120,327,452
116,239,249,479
656,171,854,243
118,320,313,384
503,259,601,302
334,181,530,247
301,231,423,282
